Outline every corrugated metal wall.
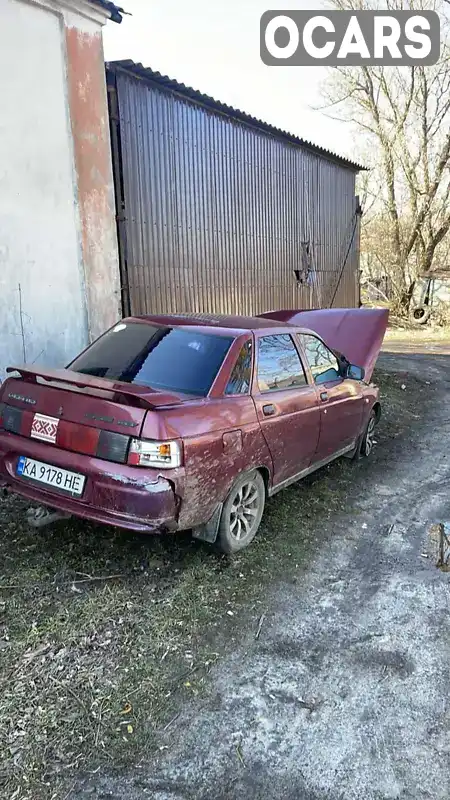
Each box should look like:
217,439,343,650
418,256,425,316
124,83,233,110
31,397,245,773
109,67,360,318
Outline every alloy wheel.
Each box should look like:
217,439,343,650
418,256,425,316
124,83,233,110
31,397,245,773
364,415,376,456
229,479,260,541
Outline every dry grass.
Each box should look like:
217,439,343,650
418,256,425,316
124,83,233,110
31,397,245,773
382,311,450,343
0,370,433,799
384,325,450,342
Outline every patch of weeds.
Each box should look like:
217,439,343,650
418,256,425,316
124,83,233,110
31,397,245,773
0,368,436,799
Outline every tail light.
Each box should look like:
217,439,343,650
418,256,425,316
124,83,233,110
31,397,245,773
0,405,182,470
128,439,182,468
57,420,100,455
57,422,130,463
96,430,130,464
0,404,23,434
58,427,130,464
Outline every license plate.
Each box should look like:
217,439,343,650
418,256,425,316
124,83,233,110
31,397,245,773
16,457,85,496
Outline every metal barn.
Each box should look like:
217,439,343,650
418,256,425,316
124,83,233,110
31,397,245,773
106,60,363,318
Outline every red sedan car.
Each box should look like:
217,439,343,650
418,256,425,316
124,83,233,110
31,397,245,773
0,308,388,552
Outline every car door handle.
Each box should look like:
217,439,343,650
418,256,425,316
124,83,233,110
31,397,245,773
263,404,276,417
320,391,328,402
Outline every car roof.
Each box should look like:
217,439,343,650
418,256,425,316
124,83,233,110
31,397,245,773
129,312,291,335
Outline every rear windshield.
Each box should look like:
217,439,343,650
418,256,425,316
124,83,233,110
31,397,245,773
69,323,233,397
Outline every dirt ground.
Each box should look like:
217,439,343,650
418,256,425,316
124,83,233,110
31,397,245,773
75,347,450,800
2,343,450,800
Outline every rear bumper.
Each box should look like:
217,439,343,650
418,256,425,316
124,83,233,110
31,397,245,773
0,431,181,533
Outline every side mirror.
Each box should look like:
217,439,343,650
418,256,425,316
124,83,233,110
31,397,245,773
347,364,365,381
333,350,350,378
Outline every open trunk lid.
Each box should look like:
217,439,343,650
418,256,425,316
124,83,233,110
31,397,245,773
260,308,389,381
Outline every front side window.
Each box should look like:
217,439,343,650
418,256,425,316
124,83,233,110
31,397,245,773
225,341,252,395
69,322,233,397
300,334,340,385
257,335,307,392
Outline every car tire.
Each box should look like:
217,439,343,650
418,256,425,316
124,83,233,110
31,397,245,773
409,305,431,325
216,470,265,554
360,409,377,458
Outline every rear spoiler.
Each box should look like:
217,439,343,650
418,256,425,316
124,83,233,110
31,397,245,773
6,365,183,409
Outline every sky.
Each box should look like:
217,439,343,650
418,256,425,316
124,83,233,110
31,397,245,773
103,0,357,160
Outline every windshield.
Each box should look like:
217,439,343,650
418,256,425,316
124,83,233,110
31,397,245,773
69,323,233,397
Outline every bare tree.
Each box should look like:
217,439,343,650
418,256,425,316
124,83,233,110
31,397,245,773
322,0,450,312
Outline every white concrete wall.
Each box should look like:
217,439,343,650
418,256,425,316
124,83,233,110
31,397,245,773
0,0,89,379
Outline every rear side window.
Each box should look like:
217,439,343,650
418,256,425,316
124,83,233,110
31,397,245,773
225,341,252,395
257,335,307,392
69,323,233,397
300,334,340,385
